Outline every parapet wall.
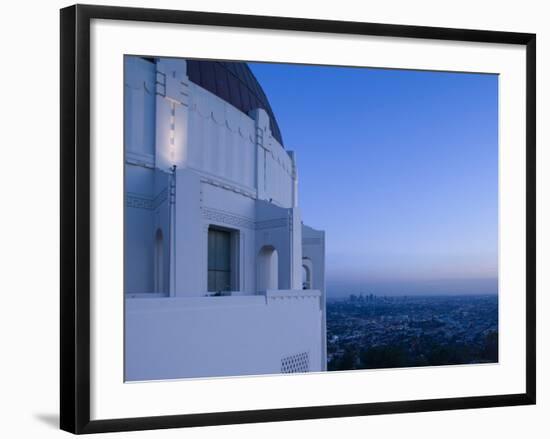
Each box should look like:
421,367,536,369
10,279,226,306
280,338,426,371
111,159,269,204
125,290,323,381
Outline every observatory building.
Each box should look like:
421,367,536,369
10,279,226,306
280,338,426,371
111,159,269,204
124,56,326,380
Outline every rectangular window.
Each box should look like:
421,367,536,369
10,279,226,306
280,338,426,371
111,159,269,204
207,228,232,292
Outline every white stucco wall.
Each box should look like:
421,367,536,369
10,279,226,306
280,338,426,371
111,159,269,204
124,56,328,376
125,290,323,380
186,82,257,190
302,224,327,370
170,167,303,297
124,56,156,162
256,200,303,291
125,56,305,297
124,56,172,294
153,57,296,208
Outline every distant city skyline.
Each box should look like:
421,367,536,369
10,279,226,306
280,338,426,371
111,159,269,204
249,62,498,297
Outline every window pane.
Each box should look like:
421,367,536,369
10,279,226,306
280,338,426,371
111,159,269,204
208,230,216,270
216,231,231,271
215,271,230,292
207,270,215,292
207,228,232,292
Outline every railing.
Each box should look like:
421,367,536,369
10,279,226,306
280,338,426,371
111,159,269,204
125,289,322,303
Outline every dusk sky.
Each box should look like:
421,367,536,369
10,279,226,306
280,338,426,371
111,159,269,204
249,62,498,297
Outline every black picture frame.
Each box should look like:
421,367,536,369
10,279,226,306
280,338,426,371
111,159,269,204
60,4,536,434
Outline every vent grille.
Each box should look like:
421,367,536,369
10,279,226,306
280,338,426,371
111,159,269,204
281,352,310,374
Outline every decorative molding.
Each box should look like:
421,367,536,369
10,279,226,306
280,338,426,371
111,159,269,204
126,193,153,210
256,218,288,230
303,237,322,246
202,207,255,229
200,176,257,200
265,289,321,301
155,70,166,97
202,207,290,232
152,188,168,210
126,188,168,211
125,151,155,169
190,85,255,143
288,210,293,232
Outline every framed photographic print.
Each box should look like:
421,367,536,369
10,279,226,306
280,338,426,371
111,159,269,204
60,4,536,434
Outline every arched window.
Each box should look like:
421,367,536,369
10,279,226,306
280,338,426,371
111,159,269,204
302,257,313,290
257,245,278,291
154,228,164,293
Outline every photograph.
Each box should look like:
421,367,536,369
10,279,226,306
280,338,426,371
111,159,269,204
124,55,499,381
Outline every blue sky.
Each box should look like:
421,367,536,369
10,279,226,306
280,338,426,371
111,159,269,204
249,62,499,297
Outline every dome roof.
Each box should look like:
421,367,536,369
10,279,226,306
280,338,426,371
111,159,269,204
186,60,284,146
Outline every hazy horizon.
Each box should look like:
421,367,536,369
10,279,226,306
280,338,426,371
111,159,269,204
250,62,498,297
325,277,498,298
